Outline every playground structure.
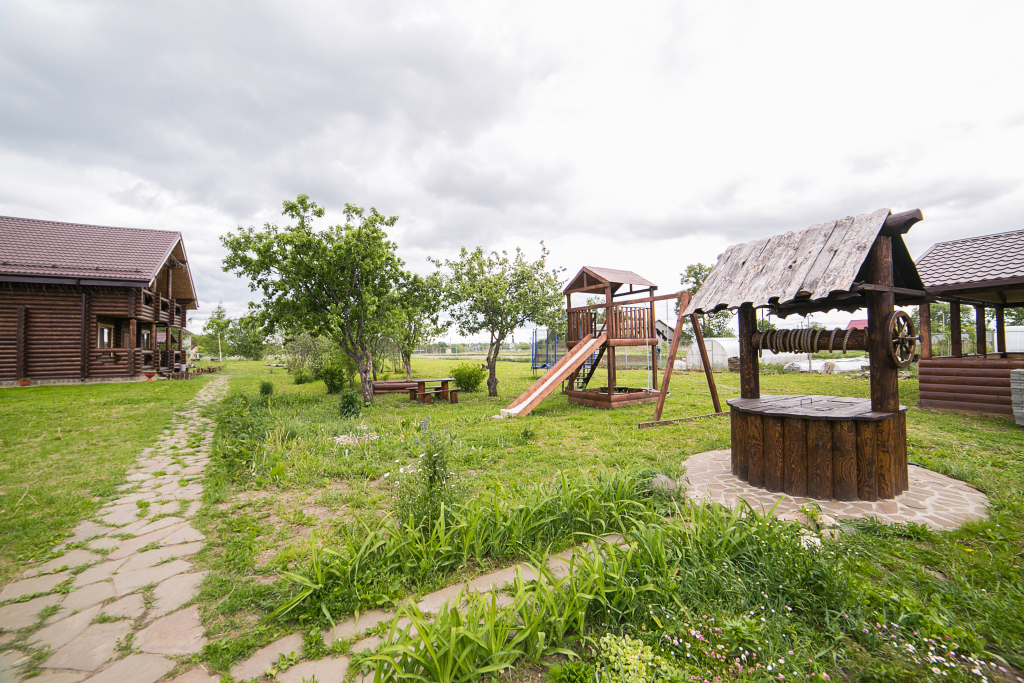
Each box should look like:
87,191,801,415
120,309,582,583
686,208,927,502
531,327,559,375
501,267,699,417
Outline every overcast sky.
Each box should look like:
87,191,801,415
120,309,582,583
2,1,1022,339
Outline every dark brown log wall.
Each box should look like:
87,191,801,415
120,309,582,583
0,282,140,381
918,357,1024,415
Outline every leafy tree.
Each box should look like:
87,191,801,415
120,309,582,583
678,263,735,338
225,314,269,360
393,272,448,378
203,302,231,339
220,194,404,402
431,244,563,397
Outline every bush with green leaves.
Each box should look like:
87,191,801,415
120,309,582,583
451,362,486,392
338,389,361,419
549,660,596,683
259,380,274,396
317,355,356,394
292,366,314,385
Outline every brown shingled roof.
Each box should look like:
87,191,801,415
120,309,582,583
916,228,1024,292
564,266,656,295
0,215,197,307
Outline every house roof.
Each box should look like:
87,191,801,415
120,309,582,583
846,319,868,330
564,266,656,295
916,228,1024,305
0,215,197,308
684,208,925,316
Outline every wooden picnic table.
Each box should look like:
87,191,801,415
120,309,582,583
409,377,456,403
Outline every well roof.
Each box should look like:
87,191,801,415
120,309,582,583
684,208,924,316
0,215,197,307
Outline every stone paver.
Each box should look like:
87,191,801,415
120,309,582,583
60,581,114,613
0,594,63,631
0,375,228,683
0,572,70,602
322,609,394,646
278,657,349,683
230,633,305,681
165,669,219,683
100,594,146,620
23,551,101,579
30,606,101,652
682,449,990,529
81,654,174,683
151,572,206,617
45,621,132,671
136,606,206,655
111,559,192,595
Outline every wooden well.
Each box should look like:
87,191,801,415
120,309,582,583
729,396,908,501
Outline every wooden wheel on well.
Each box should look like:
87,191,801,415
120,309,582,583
886,311,917,368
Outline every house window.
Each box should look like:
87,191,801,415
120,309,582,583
98,324,114,349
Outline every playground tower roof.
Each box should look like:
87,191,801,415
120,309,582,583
563,266,656,296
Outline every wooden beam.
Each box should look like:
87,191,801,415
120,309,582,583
976,304,986,357
567,291,688,313
638,411,728,429
919,303,931,359
649,288,658,391
850,283,927,298
692,313,722,413
997,306,1006,357
866,235,898,413
950,301,962,358
605,285,616,391
651,292,691,422
738,303,759,399
879,208,923,236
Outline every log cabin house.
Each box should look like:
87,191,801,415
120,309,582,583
0,215,197,384
915,228,1024,416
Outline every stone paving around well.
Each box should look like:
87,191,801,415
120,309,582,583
682,449,990,529
0,375,228,683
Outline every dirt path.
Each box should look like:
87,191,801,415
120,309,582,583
0,374,229,683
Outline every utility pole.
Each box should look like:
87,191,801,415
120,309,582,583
218,333,222,361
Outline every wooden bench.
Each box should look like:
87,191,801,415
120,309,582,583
415,388,459,405
373,380,418,395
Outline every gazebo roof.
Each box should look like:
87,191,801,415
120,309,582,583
684,208,925,317
563,266,656,296
916,228,1024,305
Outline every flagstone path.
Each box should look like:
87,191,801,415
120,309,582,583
0,375,228,683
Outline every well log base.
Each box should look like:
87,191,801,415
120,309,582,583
729,397,909,502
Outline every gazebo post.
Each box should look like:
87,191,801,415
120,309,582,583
605,285,616,392
919,303,932,359
976,305,987,357
866,235,898,414
950,302,962,358
996,306,1006,357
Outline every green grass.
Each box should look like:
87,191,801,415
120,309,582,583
190,358,1024,678
0,376,215,584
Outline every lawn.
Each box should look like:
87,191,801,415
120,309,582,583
188,358,1024,679
0,375,216,585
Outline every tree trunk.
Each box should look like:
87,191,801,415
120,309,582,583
356,355,374,403
486,339,501,397
402,351,413,379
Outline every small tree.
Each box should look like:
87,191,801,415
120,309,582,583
394,272,448,378
678,263,735,338
432,244,563,397
225,314,269,360
221,195,404,402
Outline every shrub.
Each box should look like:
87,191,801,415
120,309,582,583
259,380,274,396
317,356,356,394
549,660,596,683
451,362,486,392
293,367,314,385
338,389,361,419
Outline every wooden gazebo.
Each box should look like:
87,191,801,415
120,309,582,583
0,216,197,384
685,208,926,501
916,228,1024,416
563,267,663,408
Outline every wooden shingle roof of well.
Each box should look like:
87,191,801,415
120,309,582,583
684,208,925,316
0,215,198,307
564,267,656,295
